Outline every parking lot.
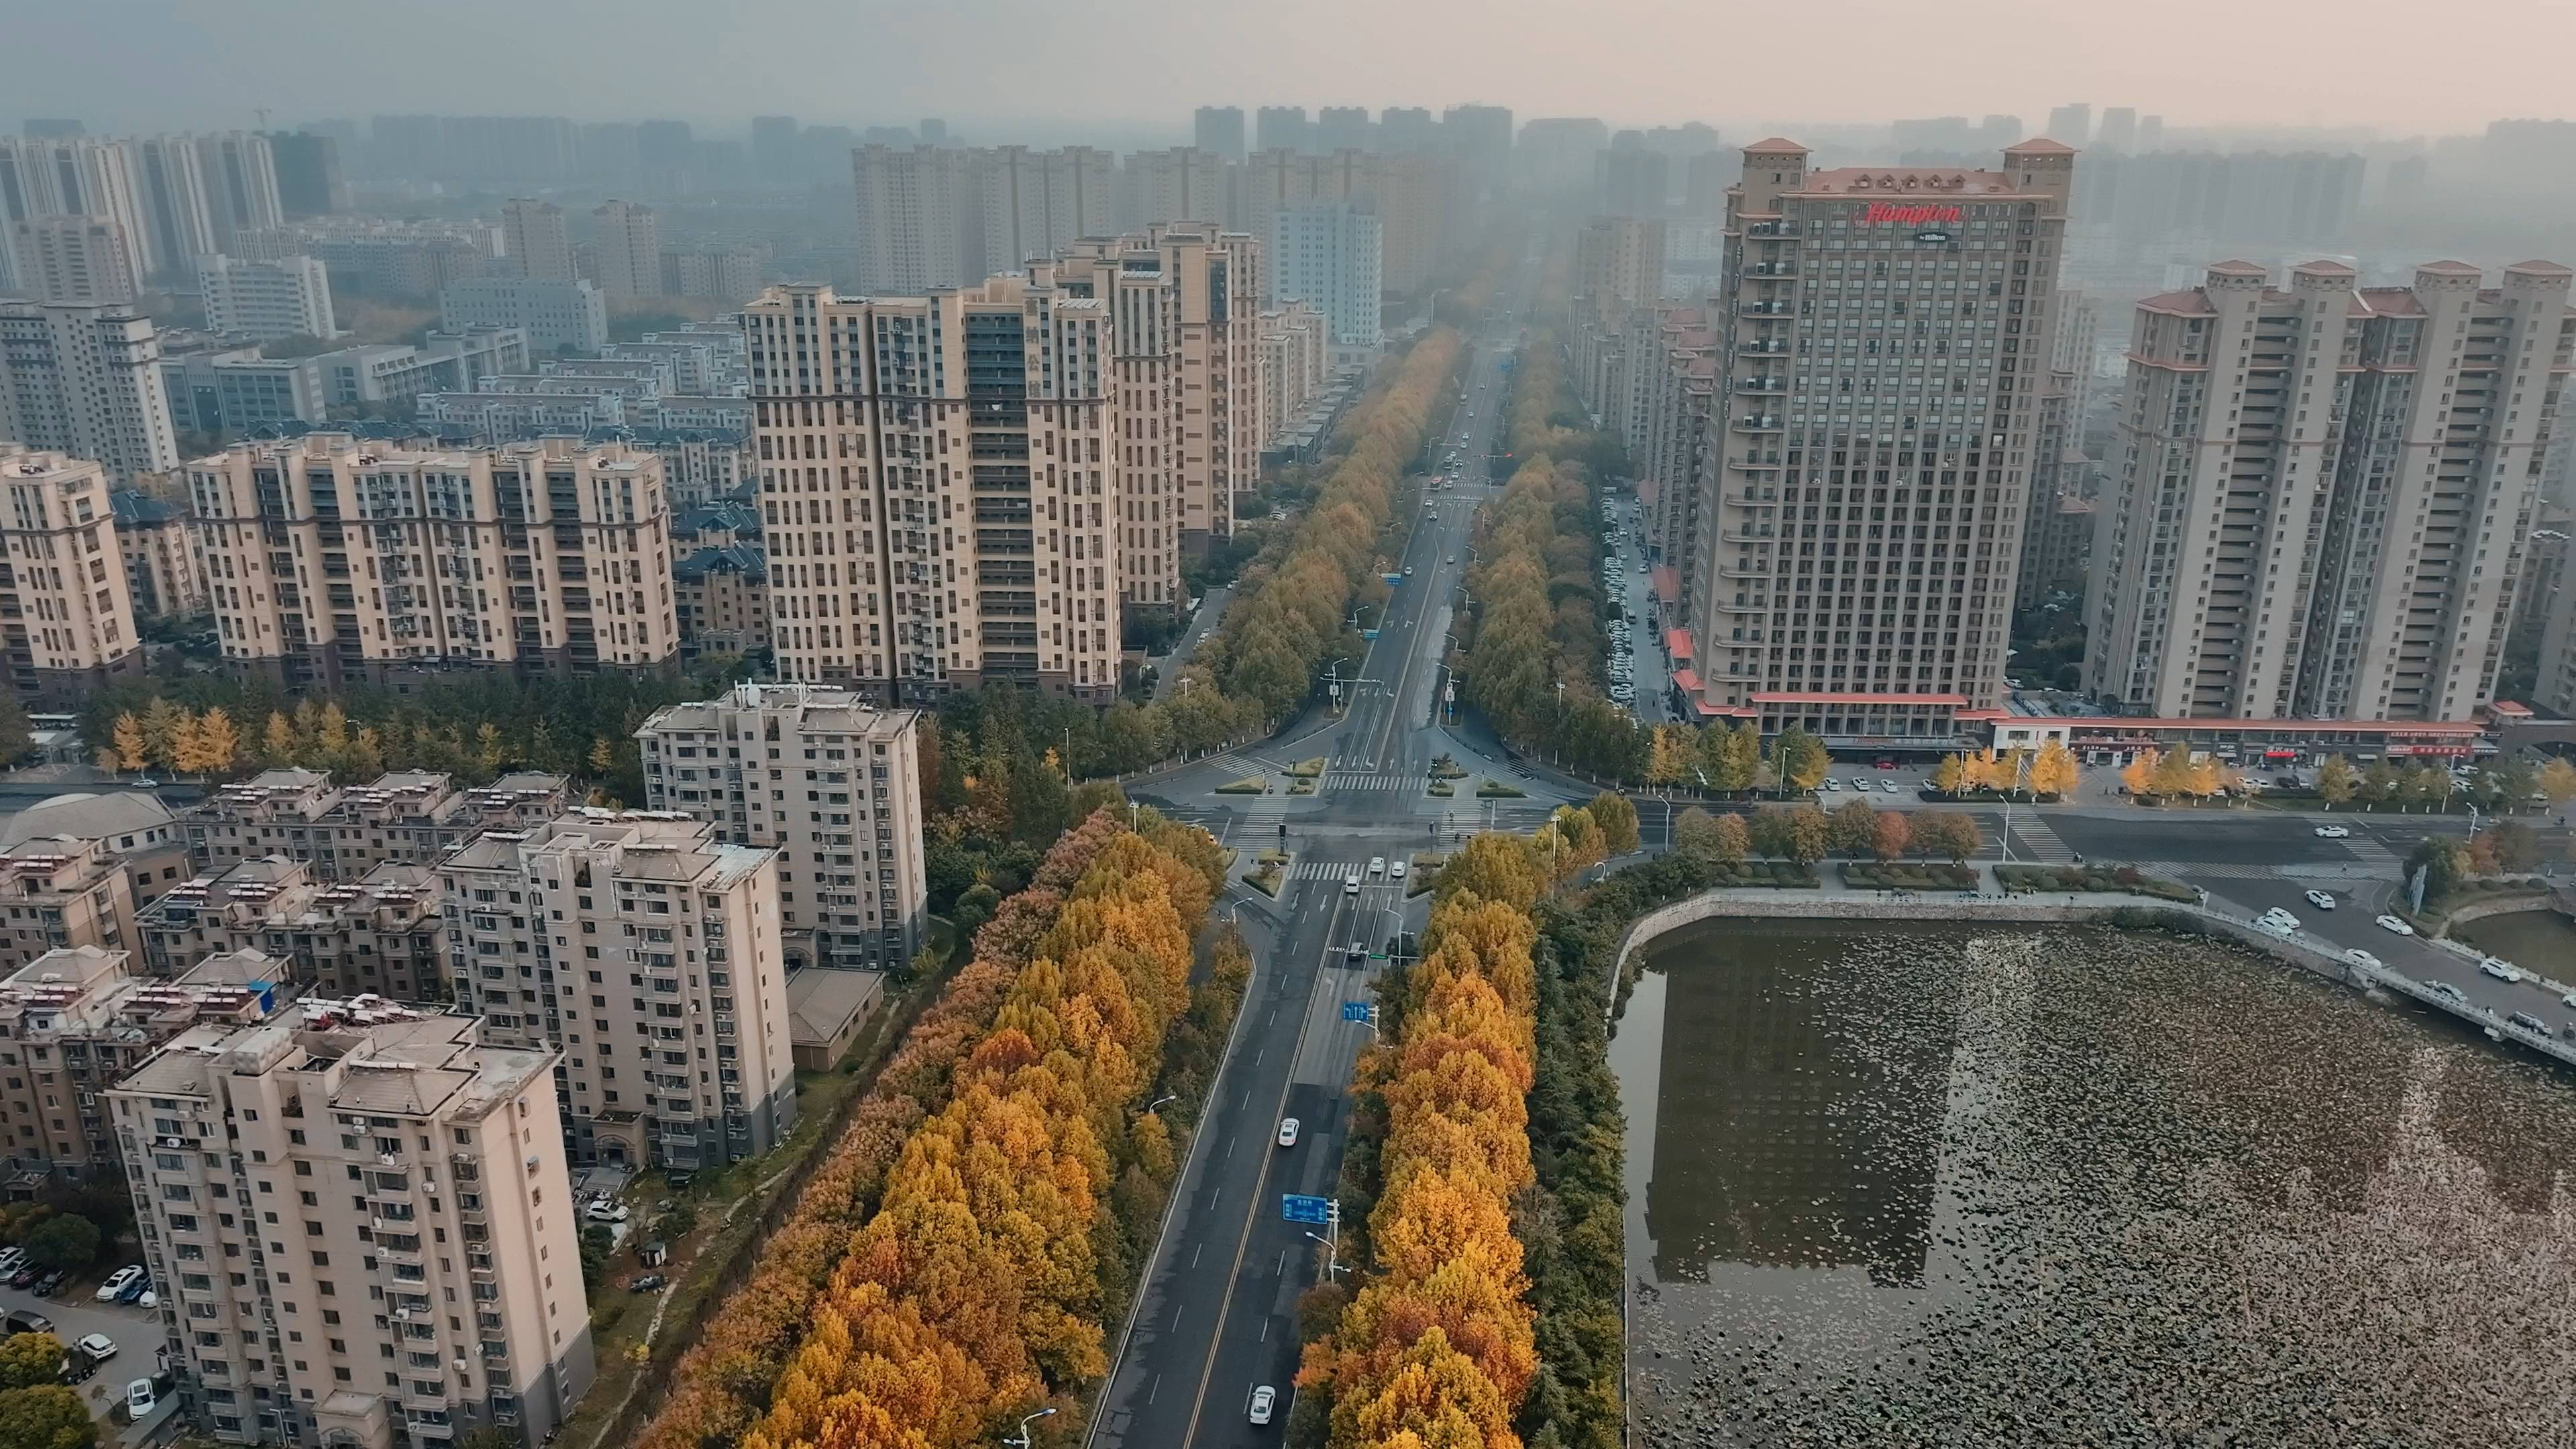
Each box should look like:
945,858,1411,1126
1601,495,1660,721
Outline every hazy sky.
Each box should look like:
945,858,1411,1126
12,0,2575,139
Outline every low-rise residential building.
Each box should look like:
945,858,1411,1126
184,767,569,879
196,254,336,343
0,945,284,1179
438,276,608,353
0,835,138,978
0,791,191,906
439,809,794,1169
109,999,594,1448
634,683,924,973
138,856,443,998
1257,302,1330,449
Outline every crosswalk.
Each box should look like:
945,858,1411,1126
2004,814,2077,864
1326,773,1425,792
1291,860,1380,881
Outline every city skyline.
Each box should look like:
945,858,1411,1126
9,0,2576,137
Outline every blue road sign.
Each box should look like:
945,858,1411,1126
1282,1193,1332,1225
1341,1001,1371,1022
1382,573,1403,584
1362,629,1380,641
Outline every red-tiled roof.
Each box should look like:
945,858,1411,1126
1752,692,1971,707
1666,629,1694,660
1671,669,1701,693
1743,137,1809,154
2489,700,2535,718
2137,290,2216,316
2065,716,2485,735
2005,138,2078,154
1652,566,1678,604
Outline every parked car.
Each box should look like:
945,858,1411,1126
2376,915,2416,936
7,1265,38,1289
115,1275,150,1305
96,1265,143,1302
32,1272,63,1297
73,1334,115,1362
1,1311,50,1337
628,1275,668,1293
0,1248,24,1277
126,1380,155,1417
585,1202,630,1224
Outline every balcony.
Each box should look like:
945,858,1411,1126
1733,378,1786,394
1731,417,1784,433
1736,301,1792,317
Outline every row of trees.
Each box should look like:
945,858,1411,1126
76,655,752,802
1672,802,1986,865
633,810,1142,1449
734,810,1225,1449
0,1332,95,1449
1462,452,1623,755
1294,871,1548,1446
1932,741,2082,798
2312,753,2575,813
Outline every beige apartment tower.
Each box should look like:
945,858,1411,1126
9,215,139,305
635,683,927,972
502,197,574,282
110,1000,594,1447
439,810,794,1170
743,276,1123,702
1688,139,2074,741
0,448,144,703
185,435,679,688
2088,259,2574,721
1051,224,1266,570
589,200,659,299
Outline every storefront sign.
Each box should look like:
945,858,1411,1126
1858,202,1963,225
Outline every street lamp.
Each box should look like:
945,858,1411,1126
1144,1093,1178,1114
1004,1407,1056,1448
1304,1230,1347,1279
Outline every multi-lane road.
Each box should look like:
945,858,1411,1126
1089,294,1538,1448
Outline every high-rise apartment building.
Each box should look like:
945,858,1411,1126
109,1000,594,1447
1194,106,1247,164
502,197,574,282
1686,139,2075,741
1050,225,1265,564
2086,259,2574,721
8,215,138,304
0,303,180,483
851,144,968,292
197,253,335,341
0,138,152,282
1575,215,1668,318
1272,205,1381,354
2045,104,2093,149
1379,107,1438,154
1443,104,1515,185
2095,107,2138,153
194,133,283,250
743,274,1122,700
113,491,208,622
590,200,659,299
1125,147,1228,231
439,808,795,1169
266,131,347,217
1257,302,1330,447
635,682,926,972
0,449,144,702
0,945,284,1179
1517,117,1612,193
1316,107,1373,154
972,146,1116,274
1633,307,1719,608
438,276,607,353
1597,148,1670,217
1236,149,1454,294
1256,106,1311,155
185,436,677,686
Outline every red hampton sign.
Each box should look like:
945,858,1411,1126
1857,202,1963,225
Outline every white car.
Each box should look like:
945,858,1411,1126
1368,856,1386,876
2313,824,2351,839
74,1333,115,1361
1343,873,1360,896
1249,1385,1277,1426
2304,890,2337,911
126,1379,155,1417
1881,780,1900,794
585,1201,630,1224
96,1265,142,1301
1390,859,1407,880
2345,949,2383,970
1821,778,1841,791
2376,914,2415,936
1850,777,1872,792
1276,1118,1299,1148
2257,907,2301,933
2481,957,2522,982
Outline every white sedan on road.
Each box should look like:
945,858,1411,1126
2304,890,2337,911
2481,957,2522,983
2313,824,2351,839
2345,949,2383,970
2376,914,2415,936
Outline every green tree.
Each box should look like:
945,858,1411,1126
0,696,32,763
0,1334,64,1391
1774,728,1830,794
19,1215,95,1275
2490,820,2541,873
2359,760,2400,806
1782,806,1832,865
0,1383,93,1449
2314,755,2357,809
578,1226,612,1295
1707,810,1750,866
1672,806,1720,859
1585,792,1640,855
2538,757,2576,808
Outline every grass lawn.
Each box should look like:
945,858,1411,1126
1216,775,1266,795
1428,780,1454,796
1244,862,1285,897
1290,757,1327,777
1477,778,1527,798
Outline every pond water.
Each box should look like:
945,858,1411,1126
2453,907,2576,979
1611,917,2576,1446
